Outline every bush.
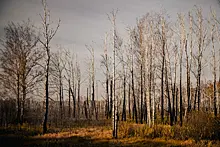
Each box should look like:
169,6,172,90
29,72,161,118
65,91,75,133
151,125,174,139
172,112,220,141
0,123,42,136
212,116,220,140
172,125,190,140
119,112,220,141
119,122,174,139
119,122,136,138
139,125,154,138
184,111,220,140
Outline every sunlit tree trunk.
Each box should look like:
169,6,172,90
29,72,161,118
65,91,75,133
109,10,118,138
211,23,217,116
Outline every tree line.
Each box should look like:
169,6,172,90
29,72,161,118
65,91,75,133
104,8,220,138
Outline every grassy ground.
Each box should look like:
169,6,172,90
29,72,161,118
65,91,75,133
0,121,219,147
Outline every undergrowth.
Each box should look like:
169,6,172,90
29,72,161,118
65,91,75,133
119,111,220,141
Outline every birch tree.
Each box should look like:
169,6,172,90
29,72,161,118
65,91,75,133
51,50,66,122
212,10,220,116
108,10,119,138
209,17,217,116
129,29,138,123
100,33,111,119
192,7,209,111
160,16,166,123
86,45,96,119
76,56,81,119
178,13,185,126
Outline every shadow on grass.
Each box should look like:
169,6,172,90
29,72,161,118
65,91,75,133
0,135,184,147
1,135,110,147
0,126,183,147
122,140,182,147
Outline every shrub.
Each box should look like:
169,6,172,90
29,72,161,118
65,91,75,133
172,125,190,140
211,116,220,140
184,111,220,140
119,122,136,138
139,125,154,138
119,112,220,141
150,125,174,139
119,122,174,139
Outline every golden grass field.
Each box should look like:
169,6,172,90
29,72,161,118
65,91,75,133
0,120,220,147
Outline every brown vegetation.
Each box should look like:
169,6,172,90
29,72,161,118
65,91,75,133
1,118,220,146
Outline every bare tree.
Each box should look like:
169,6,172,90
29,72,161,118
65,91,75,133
101,33,112,119
129,29,138,124
209,18,217,116
136,18,145,124
184,11,193,113
108,10,119,138
160,16,166,123
115,41,127,122
76,56,81,119
172,44,178,123
39,0,60,134
63,49,74,118
178,13,185,126
86,45,97,120
51,50,66,122
0,21,43,125
192,7,209,111
212,10,220,116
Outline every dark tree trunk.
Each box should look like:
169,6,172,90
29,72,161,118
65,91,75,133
110,80,113,118
122,75,126,121
17,74,21,125
185,41,191,113
68,79,71,117
172,84,176,123
84,101,88,119
175,88,178,123
161,45,165,123
165,65,173,126
70,87,76,118
59,76,63,121
140,64,143,124
214,78,217,116
78,80,80,118
128,82,131,119
43,59,50,134
21,82,26,125
197,66,201,111
131,70,138,123
180,61,183,126
92,82,95,117
106,74,109,119
194,84,197,111
86,87,90,119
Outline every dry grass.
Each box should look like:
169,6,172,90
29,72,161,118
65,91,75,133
36,126,112,139
1,121,220,146
29,125,196,146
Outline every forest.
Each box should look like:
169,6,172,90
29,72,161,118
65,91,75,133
1,0,220,146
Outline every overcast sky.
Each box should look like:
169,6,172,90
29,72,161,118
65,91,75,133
0,0,220,98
